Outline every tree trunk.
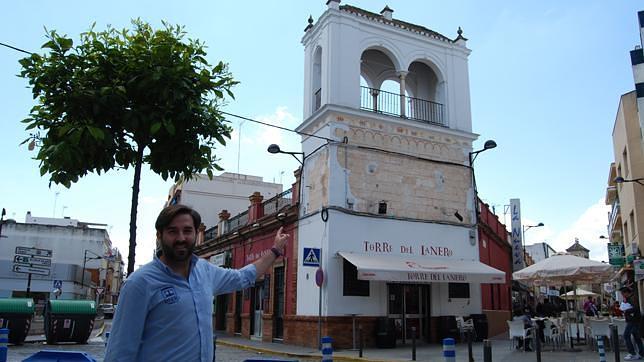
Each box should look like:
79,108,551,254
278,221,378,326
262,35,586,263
127,146,145,276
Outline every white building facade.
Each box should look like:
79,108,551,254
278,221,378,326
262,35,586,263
0,213,115,306
525,242,558,263
166,172,283,229
292,2,504,346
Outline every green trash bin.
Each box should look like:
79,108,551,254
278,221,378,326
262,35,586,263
44,300,96,344
0,298,35,345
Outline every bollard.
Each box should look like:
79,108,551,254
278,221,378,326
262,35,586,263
443,337,456,362
213,334,217,362
358,325,363,358
321,336,333,362
105,331,110,347
411,327,416,361
0,328,8,362
535,332,541,362
597,335,606,362
483,339,492,362
467,329,474,362
610,324,620,362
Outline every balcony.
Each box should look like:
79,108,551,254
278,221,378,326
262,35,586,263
262,189,293,215
608,199,621,237
202,188,293,243
360,86,445,127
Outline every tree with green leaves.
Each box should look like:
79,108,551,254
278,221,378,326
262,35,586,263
19,20,237,275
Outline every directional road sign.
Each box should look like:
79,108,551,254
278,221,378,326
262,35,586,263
15,246,52,258
12,264,50,276
14,255,52,267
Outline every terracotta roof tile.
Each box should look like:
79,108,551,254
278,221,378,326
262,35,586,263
339,5,453,44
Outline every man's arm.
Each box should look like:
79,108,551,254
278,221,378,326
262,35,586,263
104,280,149,361
252,226,288,277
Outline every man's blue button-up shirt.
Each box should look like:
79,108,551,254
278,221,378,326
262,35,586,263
105,255,256,361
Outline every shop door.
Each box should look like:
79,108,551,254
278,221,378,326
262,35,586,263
251,282,264,338
388,284,425,344
273,266,285,340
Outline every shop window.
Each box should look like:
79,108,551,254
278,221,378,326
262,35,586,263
448,283,470,299
343,259,369,296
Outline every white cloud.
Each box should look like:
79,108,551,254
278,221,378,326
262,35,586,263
524,199,610,262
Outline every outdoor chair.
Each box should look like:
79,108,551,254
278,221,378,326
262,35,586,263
507,320,534,351
456,316,475,341
543,319,561,350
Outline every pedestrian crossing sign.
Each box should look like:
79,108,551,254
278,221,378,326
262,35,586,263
303,248,321,267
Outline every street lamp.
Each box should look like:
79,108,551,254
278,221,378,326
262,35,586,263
614,176,644,186
469,140,497,165
267,144,304,165
468,140,497,223
81,250,103,288
522,223,544,261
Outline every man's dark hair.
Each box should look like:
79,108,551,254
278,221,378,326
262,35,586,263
155,204,201,233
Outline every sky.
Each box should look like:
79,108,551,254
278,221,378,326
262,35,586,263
0,1,641,268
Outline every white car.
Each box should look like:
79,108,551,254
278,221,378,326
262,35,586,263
99,303,115,318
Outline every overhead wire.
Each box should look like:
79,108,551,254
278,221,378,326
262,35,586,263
3,39,470,170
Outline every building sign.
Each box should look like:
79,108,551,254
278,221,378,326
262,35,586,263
634,259,644,282
608,243,625,267
363,241,453,257
209,253,226,267
510,199,524,271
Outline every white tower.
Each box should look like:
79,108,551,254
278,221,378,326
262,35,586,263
292,2,498,347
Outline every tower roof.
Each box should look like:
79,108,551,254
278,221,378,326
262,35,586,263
566,238,590,252
339,4,453,44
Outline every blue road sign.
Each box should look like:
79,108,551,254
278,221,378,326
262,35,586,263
303,248,321,267
53,280,63,289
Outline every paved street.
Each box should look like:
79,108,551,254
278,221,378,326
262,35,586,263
6,339,315,362
3,329,635,362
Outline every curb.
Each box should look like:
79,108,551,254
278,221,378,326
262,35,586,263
216,339,395,362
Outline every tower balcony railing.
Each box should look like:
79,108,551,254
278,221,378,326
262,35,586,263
360,86,445,127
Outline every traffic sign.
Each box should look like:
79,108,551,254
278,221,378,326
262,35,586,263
303,248,321,267
14,255,52,267
12,264,50,276
96,287,104,295
315,268,324,287
53,280,63,289
15,246,52,258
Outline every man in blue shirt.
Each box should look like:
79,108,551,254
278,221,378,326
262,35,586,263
105,204,288,361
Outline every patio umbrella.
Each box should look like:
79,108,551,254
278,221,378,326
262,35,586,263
513,254,614,351
560,288,599,300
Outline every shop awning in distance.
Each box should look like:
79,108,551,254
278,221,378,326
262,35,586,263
338,251,506,284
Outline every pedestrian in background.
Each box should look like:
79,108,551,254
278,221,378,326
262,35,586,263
104,204,288,362
620,286,643,361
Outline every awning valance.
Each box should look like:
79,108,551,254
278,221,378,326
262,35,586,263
338,251,506,284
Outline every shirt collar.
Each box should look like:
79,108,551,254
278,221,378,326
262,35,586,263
153,253,199,278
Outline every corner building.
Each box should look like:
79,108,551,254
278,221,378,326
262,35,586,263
292,1,505,347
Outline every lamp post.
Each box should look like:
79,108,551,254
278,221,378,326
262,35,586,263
267,144,304,165
522,223,544,262
468,140,497,222
614,176,644,186
81,250,103,288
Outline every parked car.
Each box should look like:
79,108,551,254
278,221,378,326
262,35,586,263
99,303,114,318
